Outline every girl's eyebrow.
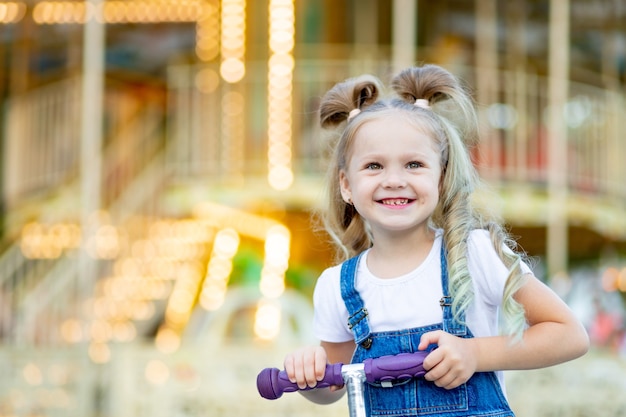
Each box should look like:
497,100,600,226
354,152,431,161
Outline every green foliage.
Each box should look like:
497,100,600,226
229,246,320,297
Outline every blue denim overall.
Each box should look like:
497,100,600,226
340,245,515,417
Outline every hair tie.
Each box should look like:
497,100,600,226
414,99,430,109
348,108,361,121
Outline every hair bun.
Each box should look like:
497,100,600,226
391,64,458,105
320,75,382,128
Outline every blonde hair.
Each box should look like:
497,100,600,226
318,64,527,337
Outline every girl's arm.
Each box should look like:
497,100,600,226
283,340,356,405
418,273,590,389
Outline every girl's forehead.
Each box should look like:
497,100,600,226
343,118,439,162
353,114,437,144
362,110,433,130
340,111,443,167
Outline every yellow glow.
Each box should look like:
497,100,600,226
260,273,285,298
23,363,43,386
132,239,156,258
145,360,170,385
268,103,291,117
101,1,202,23
268,165,294,191
155,327,181,353
259,225,290,296
161,258,205,331
0,2,26,24
195,68,220,93
60,319,83,343
268,142,292,160
269,63,295,78
619,268,626,292
139,279,169,300
267,0,295,190
220,58,246,84
270,37,295,54
112,321,136,342
11,0,224,26
221,91,245,115
92,296,111,318
117,257,138,276
207,260,233,277
220,0,246,83
195,0,219,61
21,221,81,259
29,1,206,25
146,259,176,279
50,223,81,249
193,202,281,240
68,204,296,345
254,300,281,340
130,300,155,320
79,207,290,339
269,75,293,91
268,124,291,138
86,224,124,259
88,342,111,364
199,229,240,311
90,320,113,343
102,2,124,23
32,1,93,24
268,149,292,166
199,290,226,311
74,214,216,351
264,226,290,263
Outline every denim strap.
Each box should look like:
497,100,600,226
340,253,373,348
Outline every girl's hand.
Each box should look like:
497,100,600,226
283,345,329,389
418,330,478,390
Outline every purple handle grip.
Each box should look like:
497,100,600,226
257,351,428,399
364,351,428,383
257,362,344,400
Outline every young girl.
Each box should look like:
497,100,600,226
283,64,589,416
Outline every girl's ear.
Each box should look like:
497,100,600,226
438,161,447,195
339,170,352,204
438,172,445,196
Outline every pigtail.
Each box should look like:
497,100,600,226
320,75,382,128
486,222,528,338
318,75,383,261
390,65,478,322
391,64,479,146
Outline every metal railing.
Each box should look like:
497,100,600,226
165,61,626,236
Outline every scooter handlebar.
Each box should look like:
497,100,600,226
257,350,429,400
364,351,428,383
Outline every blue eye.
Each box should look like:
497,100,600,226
366,162,382,170
407,161,422,169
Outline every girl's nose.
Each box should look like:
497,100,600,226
381,169,407,188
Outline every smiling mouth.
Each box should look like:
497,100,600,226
379,198,413,206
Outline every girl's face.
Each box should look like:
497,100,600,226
339,114,442,237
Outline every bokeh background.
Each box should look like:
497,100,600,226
0,0,625,416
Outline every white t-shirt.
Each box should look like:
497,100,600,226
312,229,532,390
